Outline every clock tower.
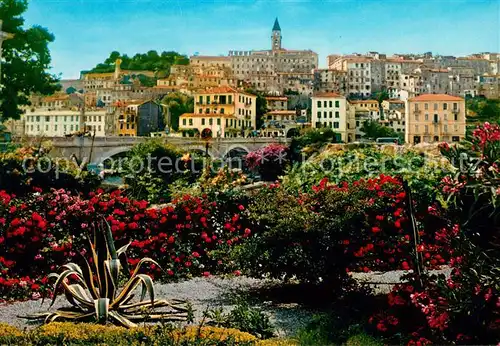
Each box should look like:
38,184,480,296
271,18,282,51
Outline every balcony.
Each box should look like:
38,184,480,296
245,101,253,107
451,108,460,113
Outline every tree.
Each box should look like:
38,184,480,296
372,89,389,119
161,92,194,131
244,88,267,129
0,0,60,120
360,119,398,139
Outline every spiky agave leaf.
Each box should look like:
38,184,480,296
110,273,155,309
108,311,137,328
94,298,110,323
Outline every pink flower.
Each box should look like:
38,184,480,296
203,271,210,277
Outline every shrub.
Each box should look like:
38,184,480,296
245,144,289,181
0,146,100,196
0,323,257,345
120,140,203,203
368,123,500,345
0,188,251,301
234,175,450,286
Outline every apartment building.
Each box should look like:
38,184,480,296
265,96,288,111
405,94,465,144
311,92,355,142
313,69,348,94
113,100,163,137
179,87,256,138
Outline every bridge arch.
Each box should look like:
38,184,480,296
95,146,133,165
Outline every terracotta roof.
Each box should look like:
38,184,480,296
408,94,464,102
265,96,288,101
387,99,405,104
180,113,237,119
196,86,256,97
312,92,344,98
42,94,70,102
350,100,378,104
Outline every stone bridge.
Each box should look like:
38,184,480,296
47,136,291,164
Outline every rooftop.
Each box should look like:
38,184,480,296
312,92,344,98
179,113,237,119
265,96,288,101
197,86,256,97
408,94,464,102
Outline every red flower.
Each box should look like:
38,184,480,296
238,205,245,211
192,252,200,258
376,215,384,221
401,261,410,270
372,226,381,233
185,261,192,267
167,236,175,244
203,271,210,277
376,323,388,332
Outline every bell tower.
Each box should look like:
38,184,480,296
271,18,282,51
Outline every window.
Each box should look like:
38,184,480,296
45,116,50,122
415,125,419,132
75,125,79,131
443,103,448,110
329,111,333,118
424,125,429,133
444,125,448,132
99,116,102,122
335,101,340,108
444,114,448,121
45,125,48,131
317,111,321,119
453,102,458,110
226,119,228,127
64,125,67,132
424,103,429,110
333,122,339,129
205,108,210,114
324,101,327,107
324,111,327,118
201,118,205,125
98,125,101,132
317,101,321,108
55,125,58,131
425,114,429,121
452,136,460,142
206,96,211,104
217,118,221,125
182,119,186,126
209,118,213,125
433,103,438,111
228,95,232,104
64,116,67,122
220,108,224,114
414,104,419,111
415,114,419,121
454,113,458,121
335,111,339,118
70,125,73,131
189,119,193,126
199,96,203,104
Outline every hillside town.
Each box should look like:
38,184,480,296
2,18,499,144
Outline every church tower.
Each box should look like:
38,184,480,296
271,18,282,51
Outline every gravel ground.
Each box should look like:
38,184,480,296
0,269,451,336
0,276,316,337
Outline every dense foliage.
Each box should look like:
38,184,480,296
86,50,189,76
0,146,100,196
0,0,60,120
121,140,202,203
161,92,194,131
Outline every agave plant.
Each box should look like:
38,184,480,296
23,220,190,328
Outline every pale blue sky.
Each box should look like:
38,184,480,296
24,0,500,79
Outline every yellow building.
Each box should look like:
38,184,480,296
116,100,141,137
405,94,466,144
179,86,256,138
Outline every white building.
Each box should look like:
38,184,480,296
311,92,355,142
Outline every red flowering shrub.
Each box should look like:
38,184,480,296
234,175,450,285
368,123,500,345
0,187,250,301
245,144,289,181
